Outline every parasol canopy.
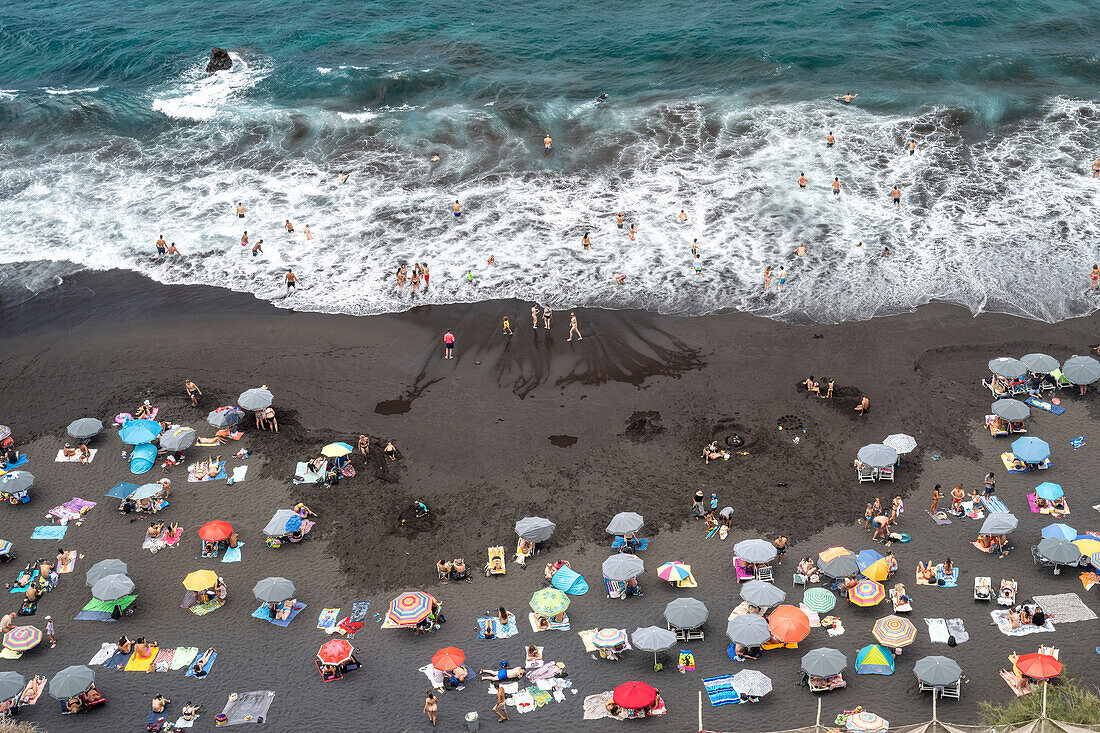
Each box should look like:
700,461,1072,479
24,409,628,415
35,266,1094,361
321,442,353,458
882,434,916,454
857,443,898,469
252,577,296,604
820,553,860,579
657,561,691,583
613,681,656,710
593,628,628,648
740,580,786,608
989,357,1027,379
430,646,465,671
981,512,1018,535
1015,652,1062,680
1041,522,1076,540
602,554,644,581
238,388,274,411
913,655,962,686
801,648,847,676
1036,537,1083,565
630,626,676,652
992,399,1030,421
119,419,162,445
725,614,770,645
2,626,41,652
664,597,708,629
48,665,95,700
183,569,219,592
91,573,134,602
846,711,890,732
872,616,917,647
732,669,773,697
264,509,302,536
198,520,234,542
768,605,810,642
1011,436,1050,464
529,588,569,617
1020,353,1059,373
159,426,196,452
1062,355,1100,385
318,639,354,666
848,580,886,607
802,587,837,613
734,539,777,564
207,407,244,428
515,516,555,542
67,418,103,440
1034,482,1063,501
605,512,644,535
0,671,25,701
386,591,435,626
85,559,127,587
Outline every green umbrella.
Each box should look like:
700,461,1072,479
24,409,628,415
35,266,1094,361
529,588,569,617
802,587,837,613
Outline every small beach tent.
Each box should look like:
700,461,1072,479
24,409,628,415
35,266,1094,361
550,565,589,595
854,644,895,675
129,443,157,474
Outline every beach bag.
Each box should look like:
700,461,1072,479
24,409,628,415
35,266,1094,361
947,636,957,647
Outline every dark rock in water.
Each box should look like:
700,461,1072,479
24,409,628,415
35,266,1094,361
206,47,232,73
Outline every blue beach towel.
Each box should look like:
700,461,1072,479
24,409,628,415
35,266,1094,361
185,651,217,679
981,496,1010,514
251,602,306,626
31,526,66,540
702,675,743,706
937,567,959,588
2,455,29,472
102,650,132,670
221,543,243,563
1025,396,1065,415
476,614,518,639
349,601,370,622
550,566,589,595
611,537,649,551
11,569,39,593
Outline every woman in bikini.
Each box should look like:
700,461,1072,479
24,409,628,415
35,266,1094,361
423,692,438,726
357,434,369,457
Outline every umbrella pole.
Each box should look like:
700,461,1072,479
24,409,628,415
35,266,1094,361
697,690,703,733
1041,680,1048,719
814,696,822,732
932,687,938,723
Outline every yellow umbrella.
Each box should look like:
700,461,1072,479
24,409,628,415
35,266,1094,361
861,558,891,582
182,569,219,592
321,442,353,458
1073,538,1100,557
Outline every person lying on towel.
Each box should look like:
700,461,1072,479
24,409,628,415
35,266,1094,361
479,665,525,682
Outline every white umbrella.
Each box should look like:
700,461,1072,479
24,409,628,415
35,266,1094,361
882,434,916,454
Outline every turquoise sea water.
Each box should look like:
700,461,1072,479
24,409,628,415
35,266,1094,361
1,1,1099,321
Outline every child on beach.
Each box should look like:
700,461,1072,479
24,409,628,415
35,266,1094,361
502,316,512,335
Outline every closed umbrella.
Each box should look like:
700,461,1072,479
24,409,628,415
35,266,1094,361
872,616,917,647
529,588,569,617
740,580,786,607
664,597,708,629
198,521,234,542
318,639,354,666
67,418,103,440
515,516,555,542
802,588,836,613
183,570,219,592
1015,653,1062,680
981,512,1018,535
801,648,847,677
49,665,95,700
321,442,353,458
0,471,34,493
92,573,134,602
613,681,656,710
1034,482,1063,500
989,357,1027,379
992,399,1030,421
605,512,644,535
732,670,773,697
253,577,296,603
1011,437,1050,464
2,626,42,652
1037,537,1083,565
1062,355,1100,384
119,418,161,444
1041,523,1076,540
913,655,962,686
726,614,770,645
207,407,244,428
160,426,196,451
0,671,25,701
657,561,691,583
430,647,465,672
768,605,810,642
820,554,860,579
602,554,644,581
85,559,127,587
882,434,917,454
593,629,628,648
734,539,777,564
1021,353,1059,373
238,388,274,411
857,443,898,468
264,509,301,536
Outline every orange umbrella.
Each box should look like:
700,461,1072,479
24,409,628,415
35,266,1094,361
431,647,465,672
768,604,811,643
1016,653,1062,680
818,546,851,563
197,521,233,541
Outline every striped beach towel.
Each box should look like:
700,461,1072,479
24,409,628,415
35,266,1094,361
982,496,1010,514
702,675,742,706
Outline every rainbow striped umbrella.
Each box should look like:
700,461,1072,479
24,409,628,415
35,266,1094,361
593,628,628,648
657,561,691,582
848,579,886,607
386,591,435,626
872,615,917,647
2,626,42,652
846,711,889,732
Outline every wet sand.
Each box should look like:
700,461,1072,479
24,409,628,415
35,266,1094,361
0,270,1098,732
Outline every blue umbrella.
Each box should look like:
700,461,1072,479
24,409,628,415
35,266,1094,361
129,483,164,500
856,550,884,572
1011,437,1050,464
1041,523,1076,540
119,419,162,445
1034,482,1063,501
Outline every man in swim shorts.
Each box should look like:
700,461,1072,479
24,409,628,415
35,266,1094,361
909,140,916,156
252,239,263,257
285,269,298,294
543,133,552,150
155,235,166,258
891,186,901,208
832,177,841,197
1093,158,1100,178
453,200,462,217
797,172,807,188
826,132,835,148
285,219,294,234
615,212,625,229
678,210,687,223
236,202,246,218
835,92,858,103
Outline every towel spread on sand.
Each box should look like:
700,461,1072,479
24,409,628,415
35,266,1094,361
991,609,1055,636
171,647,199,670
925,510,951,525
251,602,306,626
317,608,340,629
529,612,570,632
349,601,370,622
31,526,66,540
611,536,649,551
577,629,599,653
419,663,444,690
124,645,159,671
293,462,321,484
154,648,176,672
56,550,77,573
185,651,217,679
221,543,243,563
924,618,950,643
56,448,97,463
102,650,131,669
187,464,227,482
88,642,116,666
703,675,743,706
2,455,29,472
477,614,518,639
947,618,969,643
231,465,248,482
982,496,1010,514
583,691,626,720
937,567,959,587
1033,593,1098,623
190,597,225,616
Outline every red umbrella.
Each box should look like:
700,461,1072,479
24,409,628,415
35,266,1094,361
768,605,811,643
316,639,354,666
1016,653,1062,680
197,521,233,542
613,681,657,710
431,647,465,672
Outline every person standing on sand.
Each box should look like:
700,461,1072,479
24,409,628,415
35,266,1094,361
531,305,539,329
493,683,509,721
983,472,996,496
764,266,771,290
252,239,263,257
891,185,901,208
502,316,512,335
236,202,246,218
45,615,55,648
930,484,943,513
284,269,298,295
543,305,552,330
185,380,201,406
443,330,455,359
1091,264,1099,291
568,312,582,341
773,536,788,564
423,692,438,726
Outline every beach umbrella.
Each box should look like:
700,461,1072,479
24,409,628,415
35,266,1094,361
657,561,691,583
989,357,1027,379
253,577,296,604
732,669,773,697
820,554,860,579
913,656,962,686
2,626,41,652
1015,653,1062,680
848,579,886,607
198,520,234,542
1037,537,1083,565
318,639,354,667
740,580,786,608
854,645,895,675
182,569,219,592
605,511,644,535
857,443,898,469
768,605,810,643
0,671,25,701
1021,353,1059,373
430,646,465,671
238,387,274,411
613,681,656,710
1062,355,1100,384
801,648,847,677
818,546,852,563
1011,436,1050,464
0,426,9,442
1074,537,1100,557
130,483,165,500
207,407,244,428
48,665,94,700
321,442,353,458
386,591,435,626
67,417,103,440
857,550,884,571
1041,523,1076,540
725,614,770,645
593,628,628,648
846,711,890,732
1034,482,1064,501
872,615,917,647
159,426,196,451
264,509,302,536
802,588,836,613
119,418,161,444
981,512,1018,535
664,597,709,629
631,626,676,653
529,588,569,617
85,559,127,587
602,554,644,581
992,399,1030,421
515,516,555,542
0,471,34,493
734,539,777,564
861,558,891,582
882,434,917,454
91,573,134,602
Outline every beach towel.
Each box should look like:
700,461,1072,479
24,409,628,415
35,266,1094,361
56,448,97,463
56,550,77,573
1000,668,1032,696
925,510,951,526
1034,593,1098,623
317,608,340,630
937,567,959,587
19,677,45,705
799,604,821,627
171,647,199,670
703,675,742,706
991,609,1055,636
187,464,227,482
219,689,275,725
583,691,624,720
924,618,950,643
611,536,649,551
677,563,698,588
106,481,139,499
154,647,175,672
230,465,248,482
31,525,66,540
419,663,445,690
293,462,321,484
251,601,306,626
222,542,243,563
678,649,695,672
477,614,518,639
529,612,570,632
102,649,131,670
49,497,97,524
349,601,370,622
947,618,969,643
577,629,599,653
174,715,198,729
982,496,1010,514
1001,452,1028,473
190,597,225,616
11,569,41,593
1072,436,1086,450
513,689,536,714
185,651,217,679
88,642,116,666
2,454,29,472
550,566,589,595
124,645,159,671
1026,396,1064,414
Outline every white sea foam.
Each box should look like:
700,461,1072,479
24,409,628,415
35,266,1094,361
41,86,102,95
316,67,332,74
151,52,270,121
337,111,379,121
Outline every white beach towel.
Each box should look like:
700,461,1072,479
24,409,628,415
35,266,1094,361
924,618,949,643
88,642,116,666
231,465,248,482
991,609,1055,636
56,448,97,463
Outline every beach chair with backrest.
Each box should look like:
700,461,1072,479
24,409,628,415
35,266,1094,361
484,546,505,576
998,579,1016,606
940,680,961,699
878,466,894,482
755,564,774,582
857,464,875,483
974,576,992,601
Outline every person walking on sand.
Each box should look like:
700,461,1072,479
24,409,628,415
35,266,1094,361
502,315,513,335
452,200,462,218
304,224,312,240
531,305,539,329
284,269,299,294
797,172,807,189
826,132,835,148
185,380,201,406
776,266,786,292
832,177,841,197
493,683,509,721
568,312,582,341
615,212,625,229
252,239,263,257
284,219,294,234
891,185,901,208
423,692,438,726
1091,264,1099,290
764,266,772,290
235,202,246,218
930,484,943,512
155,234,166,258
835,92,858,103
443,330,455,359
543,305,552,330
45,615,55,648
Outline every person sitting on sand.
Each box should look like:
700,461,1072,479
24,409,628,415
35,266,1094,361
62,443,76,458
451,558,471,583
733,643,759,661
384,441,398,460
147,521,164,539
855,395,870,414
526,645,542,665
975,578,992,599
480,665,525,682
975,534,993,552
437,560,452,584
151,694,171,713
702,441,729,463
135,400,154,420
274,598,297,621
804,377,820,396
916,561,936,583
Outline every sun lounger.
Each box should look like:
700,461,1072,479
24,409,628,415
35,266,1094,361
514,538,533,567
809,674,846,693
528,612,570,632
986,416,1010,437
733,557,754,582
484,545,505,576
974,576,992,601
998,579,1017,606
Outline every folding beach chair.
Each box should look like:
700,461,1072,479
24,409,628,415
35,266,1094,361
857,465,875,483
755,564,774,582
878,466,895,482
940,680,961,699
484,546,505,576
997,579,1016,606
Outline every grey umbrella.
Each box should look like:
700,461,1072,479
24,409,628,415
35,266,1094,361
1062,355,1100,385
207,407,244,428
91,573,135,602
981,512,1018,535
914,655,962,686
253,576,296,603
0,670,25,701
1037,537,1083,565
734,539,777,564
740,580,786,607
857,443,898,469
515,516,555,543
725,614,771,645
989,357,1027,379
801,648,848,676
602,554,644,581
66,418,103,440
49,665,95,700
264,509,300,536
631,625,677,666
160,426,196,452
0,471,34,493
1021,353,1059,373
664,597,709,629
85,559,127,588
991,399,1030,421
605,512,644,535
238,387,274,411
819,554,860,579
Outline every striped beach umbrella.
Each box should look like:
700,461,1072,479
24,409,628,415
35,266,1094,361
802,587,836,613
873,615,917,647
0,426,9,442
1091,552,1100,572
846,711,889,732
731,669,773,697
529,588,569,617
387,591,435,626
2,626,42,652
848,579,886,607
657,561,691,583
593,628,628,648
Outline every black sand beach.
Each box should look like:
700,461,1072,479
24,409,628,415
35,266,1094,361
1,270,1099,732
